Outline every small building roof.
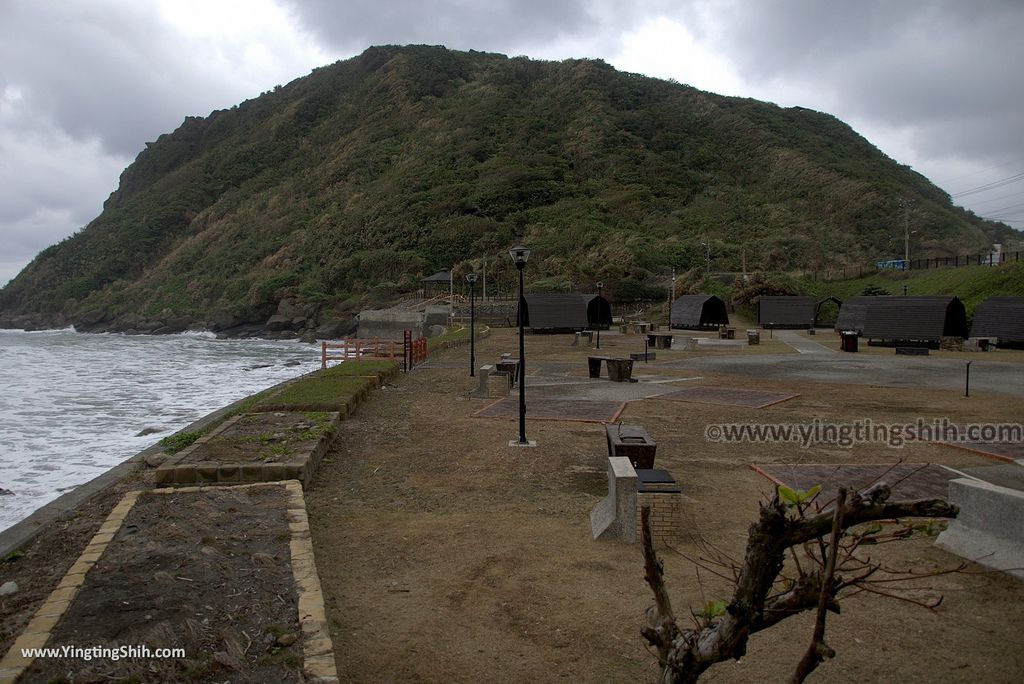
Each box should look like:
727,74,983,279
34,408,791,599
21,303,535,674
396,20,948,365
971,297,1024,342
862,296,967,341
758,296,816,327
523,293,611,331
671,294,729,329
834,296,874,334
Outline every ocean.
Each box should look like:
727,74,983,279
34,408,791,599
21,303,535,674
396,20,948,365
0,328,319,533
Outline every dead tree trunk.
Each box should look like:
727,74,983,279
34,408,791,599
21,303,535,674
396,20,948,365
641,487,957,683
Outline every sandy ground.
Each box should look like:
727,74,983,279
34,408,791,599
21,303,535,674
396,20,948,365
3,326,1023,683
305,327,1024,683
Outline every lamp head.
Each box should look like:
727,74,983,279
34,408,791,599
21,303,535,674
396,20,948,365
466,273,478,285
596,281,604,290
509,245,531,267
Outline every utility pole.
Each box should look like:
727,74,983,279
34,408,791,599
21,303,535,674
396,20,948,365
900,198,915,268
669,267,676,309
482,258,487,302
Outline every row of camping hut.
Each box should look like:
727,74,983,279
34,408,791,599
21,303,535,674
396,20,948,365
518,293,1023,347
757,295,1023,346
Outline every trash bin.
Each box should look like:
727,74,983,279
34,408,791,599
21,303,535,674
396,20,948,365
747,329,760,345
840,331,858,352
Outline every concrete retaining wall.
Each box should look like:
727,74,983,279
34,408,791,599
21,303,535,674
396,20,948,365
936,477,1024,580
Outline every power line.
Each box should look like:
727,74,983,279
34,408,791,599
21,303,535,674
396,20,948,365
951,171,1024,198
934,156,1024,186
983,200,1024,215
967,187,1024,207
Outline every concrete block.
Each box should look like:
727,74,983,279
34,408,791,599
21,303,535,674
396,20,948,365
590,457,638,543
671,336,697,351
936,477,1024,580
473,365,495,398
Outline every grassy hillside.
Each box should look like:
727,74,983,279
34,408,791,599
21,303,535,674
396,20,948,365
806,262,1024,317
0,45,1016,333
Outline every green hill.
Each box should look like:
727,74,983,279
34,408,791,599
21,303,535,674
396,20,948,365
0,45,1017,334
808,262,1024,317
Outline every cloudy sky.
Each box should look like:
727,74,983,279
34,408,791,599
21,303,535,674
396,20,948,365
2,0,1023,286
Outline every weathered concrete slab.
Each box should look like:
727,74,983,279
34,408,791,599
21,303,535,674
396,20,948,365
936,478,1024,581
155,412,340,489
0,482,339,683
590,457,638,543
656,386,799,408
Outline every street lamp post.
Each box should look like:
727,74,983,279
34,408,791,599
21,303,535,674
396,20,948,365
596,281,604,349
466,272,478,377
509,245,532,446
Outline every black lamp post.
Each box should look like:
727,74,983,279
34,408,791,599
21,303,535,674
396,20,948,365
509,245,531,446
596,281,604,349
466,272,478,376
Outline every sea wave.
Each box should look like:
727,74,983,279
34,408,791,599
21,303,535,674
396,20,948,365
0,329,314,532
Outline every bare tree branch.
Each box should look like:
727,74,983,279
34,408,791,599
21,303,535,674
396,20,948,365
640,487,960,684
791,488,846,683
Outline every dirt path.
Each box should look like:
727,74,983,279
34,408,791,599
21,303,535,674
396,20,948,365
306,328,1024,683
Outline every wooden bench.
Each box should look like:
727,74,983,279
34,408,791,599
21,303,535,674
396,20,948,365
630,351,655,361
896,347,929,356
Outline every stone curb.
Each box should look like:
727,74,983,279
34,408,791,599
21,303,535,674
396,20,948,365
0,491,142,683
282,480,340,683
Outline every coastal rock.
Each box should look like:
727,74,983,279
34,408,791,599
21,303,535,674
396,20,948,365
265,314,295,332
0,581,18,596
315,317,355,339
136,427,162,437
144,453,167,467
0,488,13,496
210,312,243,332
275,633,297,647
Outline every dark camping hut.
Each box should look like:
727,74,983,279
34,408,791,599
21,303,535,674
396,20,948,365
522,294,612,333
758,296,816,329
834,296,874,335
970,297,1024,343
421,270,451,297
861,296,967,343
671,295,729,330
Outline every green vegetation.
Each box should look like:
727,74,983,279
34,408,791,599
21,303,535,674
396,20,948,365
261,376,368,409
0,45,1015,330
320,359,398,378
257,360,394,410
158,431,203,455
426,324,473,350
804,262,1024,317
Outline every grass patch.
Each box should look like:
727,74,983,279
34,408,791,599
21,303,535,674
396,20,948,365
808,262,1024,318
158,431,203,455
257,374,373,410
321,359,398,378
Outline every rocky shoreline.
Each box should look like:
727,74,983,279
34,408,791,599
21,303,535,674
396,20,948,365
0,296,358,342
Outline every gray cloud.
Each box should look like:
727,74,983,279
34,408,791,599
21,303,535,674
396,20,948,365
704,0,1024,166
280,0,620,55
1,1,254,158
